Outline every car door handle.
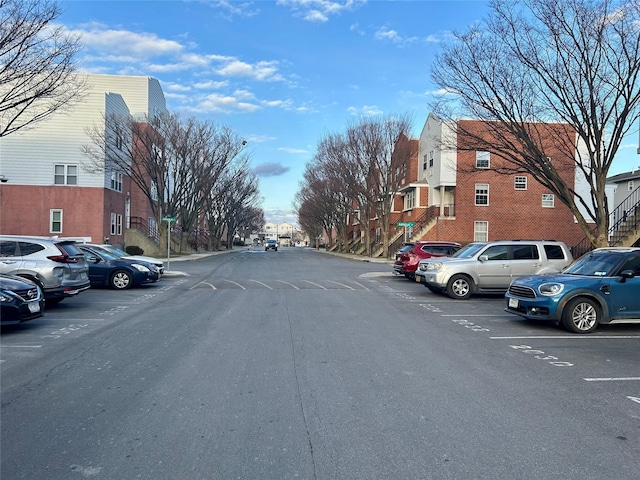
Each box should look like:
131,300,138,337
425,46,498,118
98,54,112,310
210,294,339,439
0,260,18,264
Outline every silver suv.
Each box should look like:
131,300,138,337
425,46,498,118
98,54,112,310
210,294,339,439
0,235,91,304
415,240,573,300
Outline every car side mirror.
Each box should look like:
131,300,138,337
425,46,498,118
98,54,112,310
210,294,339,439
619,269,635,281
479,255,489,262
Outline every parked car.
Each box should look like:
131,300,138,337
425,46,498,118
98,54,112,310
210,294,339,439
393,241,461,279
505,247,640,333
0,273,45,325
415,240,573,299
265,239,278,251
85,244,164,275
78,245,160,290
0,235,91,304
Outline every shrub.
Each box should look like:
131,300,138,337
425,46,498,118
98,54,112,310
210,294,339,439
125,245,144,255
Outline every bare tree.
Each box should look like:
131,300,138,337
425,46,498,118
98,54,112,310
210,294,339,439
0,0,85,137
431,0,640,248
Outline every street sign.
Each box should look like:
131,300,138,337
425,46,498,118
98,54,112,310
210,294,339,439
162,216,177,222
397,222,415,227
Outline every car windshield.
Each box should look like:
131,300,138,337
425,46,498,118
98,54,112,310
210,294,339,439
563,251,624,276
451,243,486,259
84,248,119,261
99,246,126,258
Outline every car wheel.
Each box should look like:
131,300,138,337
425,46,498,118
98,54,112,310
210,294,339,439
274,248,277,251
561,297,599,333
446,274,473,300
110,270,133,290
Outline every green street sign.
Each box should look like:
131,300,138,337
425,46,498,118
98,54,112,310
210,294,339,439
162,216,177,222
397,222,415,227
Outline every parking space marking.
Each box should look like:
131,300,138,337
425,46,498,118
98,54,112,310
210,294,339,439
275,280,299,289
491,335,640,339
190,281,216,290
584,377,640,382
224,280,246,290
301,280,327,290
249,280,273,290
0,345,43,348
352,281,369,291
327,280,355,290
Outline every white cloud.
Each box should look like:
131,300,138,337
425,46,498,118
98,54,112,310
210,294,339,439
278,147,308,154
347,105,383,116
276,0,366,23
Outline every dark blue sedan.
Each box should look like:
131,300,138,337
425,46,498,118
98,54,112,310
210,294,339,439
79,246,160,290
505,247,640,333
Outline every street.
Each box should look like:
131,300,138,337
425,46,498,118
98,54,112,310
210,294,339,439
1,247,639,480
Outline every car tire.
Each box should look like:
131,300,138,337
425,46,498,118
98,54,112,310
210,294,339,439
446,274,473,300
274,248,277,251
561,297,599,333
110,270,133,290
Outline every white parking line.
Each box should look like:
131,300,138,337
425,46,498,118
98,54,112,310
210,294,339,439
0,345,43,348
327,280,355,290
584,377,640,382
249,280,273,290
224,280,246,290
352,281,369,291
275,280,299,290
491,335,640,339
301,280,326,290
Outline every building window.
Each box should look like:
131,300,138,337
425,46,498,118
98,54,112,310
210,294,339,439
110,213,123,236
422,154,428,171
476,151,490,169
429,150,434,168
628,181,635,191
542,194,555,208
404,190,416,210
54,164,77,185
514,176,527,190
110,171,123,192
150,180,158,201
50,209,62,234
474,221,488,242
475,184,489,205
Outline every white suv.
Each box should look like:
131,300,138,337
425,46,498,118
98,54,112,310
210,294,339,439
415,240,573,300
0,236,91,304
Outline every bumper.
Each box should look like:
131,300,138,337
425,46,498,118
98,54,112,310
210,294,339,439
504,294,562,321
43,281,91,300
1,299,45,325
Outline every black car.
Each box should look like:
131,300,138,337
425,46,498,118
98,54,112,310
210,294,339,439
79,246,160,290
0,273,45,325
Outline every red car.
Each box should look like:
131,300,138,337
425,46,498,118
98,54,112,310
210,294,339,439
393,241,461,279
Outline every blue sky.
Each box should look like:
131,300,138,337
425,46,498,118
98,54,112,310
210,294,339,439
58,0,640,225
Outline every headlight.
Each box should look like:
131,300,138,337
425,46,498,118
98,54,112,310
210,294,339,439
426,262,444,271
538,283,564,296
0,292,14,302
131,264,151,273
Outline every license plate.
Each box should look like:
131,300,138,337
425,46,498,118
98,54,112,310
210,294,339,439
28,302,40,313
508,298,519,308
415,275,421,283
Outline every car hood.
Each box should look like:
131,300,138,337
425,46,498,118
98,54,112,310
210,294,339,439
122,255,163,266
0,274,38,290
511,273,608,288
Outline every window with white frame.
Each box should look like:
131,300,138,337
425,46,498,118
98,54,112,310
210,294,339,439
429,150,434,168
422,154,428,171
404,190,416,210
50,209,62,234
54,164,77,185
150,180,158,201
110,171,123,192
542,193,555,208
474,221,488,241
628,180,635,191
475,183,489,205
476,151,490,169
514,176,527,190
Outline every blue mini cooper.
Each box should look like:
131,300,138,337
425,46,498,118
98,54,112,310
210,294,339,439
505,247,640,333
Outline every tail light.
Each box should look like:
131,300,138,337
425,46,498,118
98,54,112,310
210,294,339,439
47,246,79,263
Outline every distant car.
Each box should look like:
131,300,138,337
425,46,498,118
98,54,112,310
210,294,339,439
78,245,160,290
86,244,164,275
265,239,278,251
415,240,573,299
0,235,90,304
393,241,461,279
505,247,640,333
0,273,45,325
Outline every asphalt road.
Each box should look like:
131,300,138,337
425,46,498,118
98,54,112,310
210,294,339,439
1,247,639,480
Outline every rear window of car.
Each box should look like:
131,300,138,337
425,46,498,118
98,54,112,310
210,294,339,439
423,245,458,255
56,241,84,257
18,241,45,256
544,244,566,260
